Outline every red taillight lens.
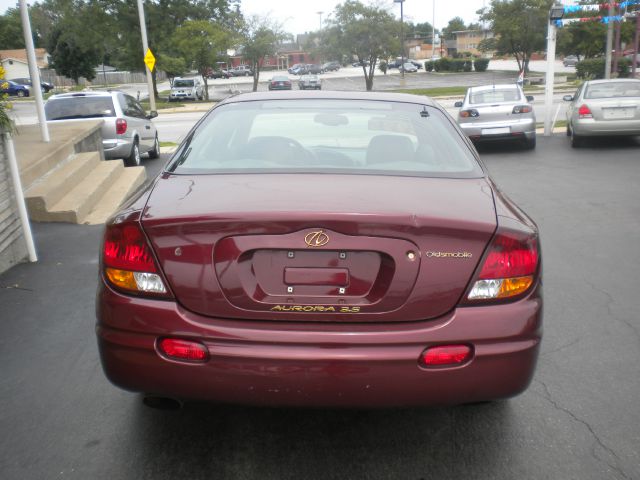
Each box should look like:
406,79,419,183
116,118,127,135
103,222,170,297
460,109,479,118
420,345,472,367
578,104,593,118
465,230,539,302
479,233,538,280
158,338,209,362
512,105,532,114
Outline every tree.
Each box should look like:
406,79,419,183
172,20,230,100
240,16,287,92
442,17,466,40
48,25,101,83
323,0,400,91
478,37,498,54
0,8,26,50
480,0,552,72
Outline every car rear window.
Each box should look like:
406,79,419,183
584,82,640,99
173,80,194,87
168,99,482,178
45,96,115,120
469,88,521,104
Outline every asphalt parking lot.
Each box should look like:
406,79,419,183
1,135,639,480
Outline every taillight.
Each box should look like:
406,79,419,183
465,230,539,302
102,222,171,297
512,105,532,114
158,338,209,362
115,118,127,135
459,109,479,118
578,104,593,119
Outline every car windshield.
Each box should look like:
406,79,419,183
469,88,521,104
584,82,640,99
45,97,115,120
168,99,482,178
173,80,194,87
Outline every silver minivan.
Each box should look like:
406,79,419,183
45,91,159,166
169,77,204,101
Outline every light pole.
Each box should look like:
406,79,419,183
432,0,436,59
317,11,323,31
394,0,405,78
544,4,564,137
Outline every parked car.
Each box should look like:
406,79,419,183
562,55,579,67
169,77,204,101
9,77,55,93
455,83,536,149
287,63,305,74
229,65,253,77
563,78,640,148
305,64,323,74
387,58,403,68
1,80,30,97
298,74,321,90
410,61,423,69
352,60,370,67
268,75,292,91
206,69,230,79
322,61,341,72
399,62,418,73
44,91,159,166
96,90,542,408
289,64,308,75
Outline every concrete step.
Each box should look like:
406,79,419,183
19,142,75,190
24,152,101,219
43,161,125,224
83,167,147,225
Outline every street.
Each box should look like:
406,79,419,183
1,134,639,479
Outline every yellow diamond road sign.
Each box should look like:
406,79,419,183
144,49,156,72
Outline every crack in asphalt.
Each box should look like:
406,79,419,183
540,337,581,357
534,380,631,480
0,283,33,291
582,277,640,343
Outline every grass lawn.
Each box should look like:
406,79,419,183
159,141,178,147
393,87,467,97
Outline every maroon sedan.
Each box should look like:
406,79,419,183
97,91,542,408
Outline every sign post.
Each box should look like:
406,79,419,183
137,0,156,113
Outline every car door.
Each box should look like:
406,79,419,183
124,94,155,151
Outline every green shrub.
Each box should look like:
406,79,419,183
576,58,605,79
424,60,434,72
474,58,490,72
378,60,388,74
617,57,631,78
434,57,451,72
463,60,473,72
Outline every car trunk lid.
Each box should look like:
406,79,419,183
142,173,497,322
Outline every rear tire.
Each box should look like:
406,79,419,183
570,126,583,148
125,140,141,167
148,134,160,159
523,136,536,150
17,90,25,97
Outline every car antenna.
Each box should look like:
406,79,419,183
420,106,429,117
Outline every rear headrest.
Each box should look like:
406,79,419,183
366,135,414,165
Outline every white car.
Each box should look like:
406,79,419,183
169,77,204,102
299,74,321,90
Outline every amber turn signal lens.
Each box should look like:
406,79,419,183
105,267,138,291
498,275,534,298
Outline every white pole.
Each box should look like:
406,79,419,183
432,0,436,59
136,0,156,112
4,133,37,262
18,0,49,143
605,4,614,79
544,20,557,136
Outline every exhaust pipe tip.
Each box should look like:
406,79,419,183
143,395,183,410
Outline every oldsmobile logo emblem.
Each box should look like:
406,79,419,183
304,230,330,247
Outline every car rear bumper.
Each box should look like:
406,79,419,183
573,118,640,136
96,281,542,407
459,118,536,141
103,139,133,159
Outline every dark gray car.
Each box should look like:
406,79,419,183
45,91,159,166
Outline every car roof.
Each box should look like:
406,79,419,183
468,84,520,92
217,90,439,108
585,78,640,85
47,91,120,100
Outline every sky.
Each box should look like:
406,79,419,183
0,0,497,34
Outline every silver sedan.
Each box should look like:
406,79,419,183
564,79,640,148
455,84,536,149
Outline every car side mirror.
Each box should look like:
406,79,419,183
147,111,158,119
526,95,534,102
454,101,463,108
563,95,574,102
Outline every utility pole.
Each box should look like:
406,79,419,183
545,5,565,136
317,11,323,31
18,0,49,143
136,0,156,113
605,3,614,79
394,0,405,78
432,0,436,59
